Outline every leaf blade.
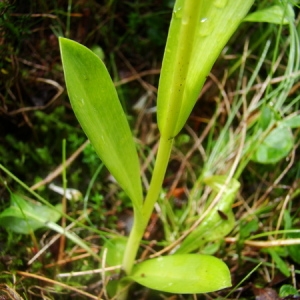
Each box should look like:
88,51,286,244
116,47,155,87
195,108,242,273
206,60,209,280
251,125,294,164
128,254,231,293
0,193,62,234
59,38,143,208
243,5,294,25
157,0,254,138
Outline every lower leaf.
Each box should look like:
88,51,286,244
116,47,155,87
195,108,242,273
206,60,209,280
0,193,62,234
128,254,231,294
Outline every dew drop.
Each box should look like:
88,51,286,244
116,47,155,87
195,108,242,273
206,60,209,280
199,18,212,37
213,0,228,8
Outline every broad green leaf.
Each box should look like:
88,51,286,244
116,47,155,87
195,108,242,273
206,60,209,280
128,254,231,293
59,38,143,209
0,193,62,234
244,5,294,24
157,0,254,138
0,188,99,261
176,176,240,254
251,125,294,164
279,285,300,298
281,115,300,128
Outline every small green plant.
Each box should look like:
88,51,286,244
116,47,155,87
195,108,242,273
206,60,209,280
59,0,255,298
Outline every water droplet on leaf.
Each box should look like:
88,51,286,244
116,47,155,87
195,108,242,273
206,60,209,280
199,18,212,37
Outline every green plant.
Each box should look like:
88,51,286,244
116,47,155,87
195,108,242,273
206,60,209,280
59,0,256,299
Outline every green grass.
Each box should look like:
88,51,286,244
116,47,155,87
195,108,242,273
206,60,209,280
0,0,300,299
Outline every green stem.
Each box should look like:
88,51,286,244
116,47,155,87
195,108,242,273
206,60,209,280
142,136,173,221
116,136,173,300
120,212,145,276
116,216,144,300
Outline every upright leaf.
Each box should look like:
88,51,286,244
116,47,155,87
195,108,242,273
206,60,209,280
59,38,143,209
157,0,254,138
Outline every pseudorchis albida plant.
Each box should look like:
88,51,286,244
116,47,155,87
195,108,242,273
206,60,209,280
59,0,254,299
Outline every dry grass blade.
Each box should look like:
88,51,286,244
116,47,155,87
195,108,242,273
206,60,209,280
16,271,102,300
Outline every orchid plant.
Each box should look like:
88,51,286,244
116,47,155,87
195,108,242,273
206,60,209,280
59,0,254,299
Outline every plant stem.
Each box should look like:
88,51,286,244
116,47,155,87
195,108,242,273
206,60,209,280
117,135,173,300
120,213,145,276
116,216,144,300
117,2,202,298
142,136,173,221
